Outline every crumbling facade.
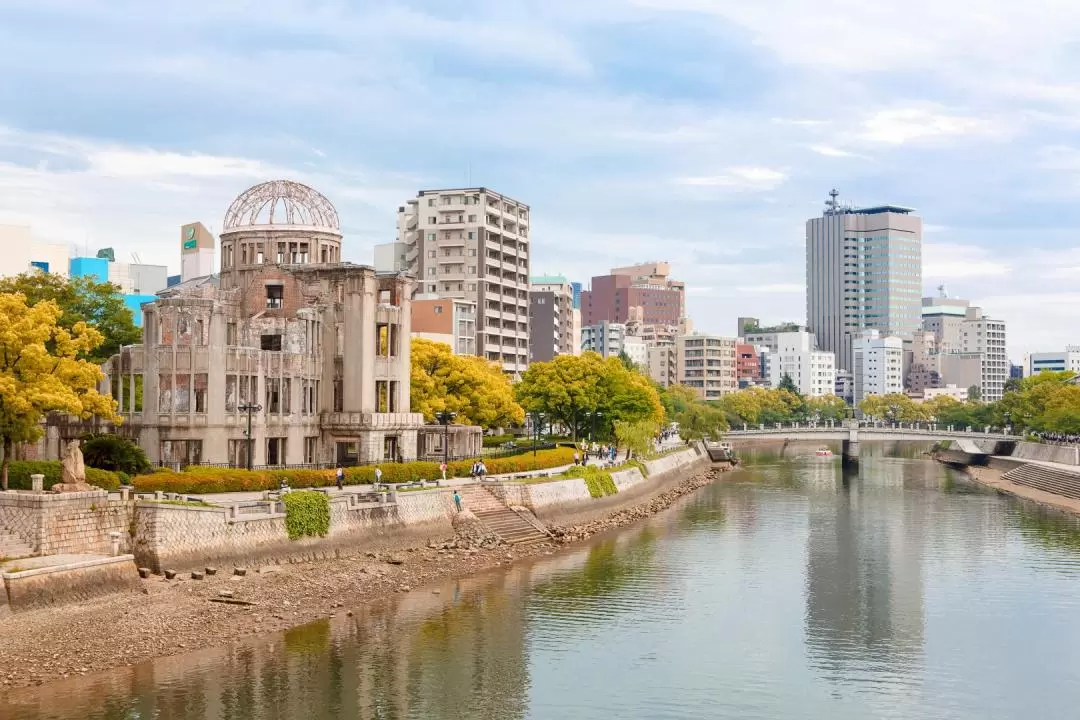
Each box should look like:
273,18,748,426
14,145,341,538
105,180,424,466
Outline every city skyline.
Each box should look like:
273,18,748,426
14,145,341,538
0,1,1078,358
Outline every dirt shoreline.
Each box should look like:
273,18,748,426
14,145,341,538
0,463,730,691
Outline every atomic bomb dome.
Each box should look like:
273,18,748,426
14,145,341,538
223,179,341,234
219,180,344,283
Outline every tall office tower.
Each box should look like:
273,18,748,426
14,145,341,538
921,290,1008,402
397,188,530,375
806,189,922,373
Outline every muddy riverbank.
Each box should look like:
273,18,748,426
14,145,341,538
0,464,731,690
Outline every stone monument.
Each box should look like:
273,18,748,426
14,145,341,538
52,440,96,492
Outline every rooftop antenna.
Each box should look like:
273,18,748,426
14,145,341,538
938,284,948,299
825,188,840,215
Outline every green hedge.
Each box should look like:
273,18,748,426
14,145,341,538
4,461,124,491
132,447,577,494
282,491,330,540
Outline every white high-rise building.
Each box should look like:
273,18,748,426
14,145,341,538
397,188,530,374
853,330,904,404
806,190,922,373
766,330,837,397
677,335,737,401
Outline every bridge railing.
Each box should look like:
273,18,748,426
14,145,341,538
722,421,1019,439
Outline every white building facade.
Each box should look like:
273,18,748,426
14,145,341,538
0,225,69,277
765,330,837,397
853,331,905,404
1027,347,1080,376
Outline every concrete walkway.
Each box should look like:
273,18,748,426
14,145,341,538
968,465,1080,517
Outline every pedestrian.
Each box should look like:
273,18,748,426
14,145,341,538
335,464,345,490
440,462,448,482
574,451,580,466
453,490,463,512
374,466,383,488
479,461,487,480
610,445,616,462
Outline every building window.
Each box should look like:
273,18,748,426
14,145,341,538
428,267,436,276
428,250,436,258
194,373,208,413
427,198,435,207
266,437,286,466
429,216,437,223
469,248,477,256
468,266,476,274
226,322,238,345
428,284,437,293
434,305,444,315
304,437,318,464
266,284,284,309
261,334,282,351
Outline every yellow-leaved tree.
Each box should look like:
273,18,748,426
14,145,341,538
410,338,524,429
0,293,119,489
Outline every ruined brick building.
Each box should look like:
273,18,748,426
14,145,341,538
105,180,425,466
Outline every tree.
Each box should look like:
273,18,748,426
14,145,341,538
806,394,849,422
659,384,698,418
0,294,119,489
515,352,664,439
617,350,636,372
675,403,728,441
0,272,142,363
778,374,799,395
613,419,660,457
81,433,151,476
858,393,929,422
968,384,983,402
410,338,524,429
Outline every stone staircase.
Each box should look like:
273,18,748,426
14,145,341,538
1002,463,1080,500
0,530,33,561
456,486,550,545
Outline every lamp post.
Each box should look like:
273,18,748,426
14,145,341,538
238,402,262,470
435,411,457,467
530,411,546,456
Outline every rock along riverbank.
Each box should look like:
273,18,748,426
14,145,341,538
0,464,732,690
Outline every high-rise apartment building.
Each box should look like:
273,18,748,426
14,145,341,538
529,275,579,363
581,321,628,359
582,262,685,328
806,190,922,373
677,335,737,400
396,188,530,374
921,292,1008,402
648,344,678,388
853,331,904,404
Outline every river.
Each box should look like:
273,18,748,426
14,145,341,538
5,444,1080,719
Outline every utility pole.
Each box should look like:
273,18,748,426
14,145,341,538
238,402,262,470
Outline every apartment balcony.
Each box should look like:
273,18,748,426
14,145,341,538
405,214,418,231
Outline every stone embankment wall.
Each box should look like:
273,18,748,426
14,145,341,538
0,490,132,558
1011,442,1080,466
134,492,456,572
490,443,708,522
3,556,140,611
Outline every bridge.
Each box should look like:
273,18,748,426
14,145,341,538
705,422,1021,465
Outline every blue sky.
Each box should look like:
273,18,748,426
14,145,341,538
2,0,1080,359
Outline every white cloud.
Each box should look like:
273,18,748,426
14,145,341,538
923,242,1011,280
808,144,858,158
733,283,803,294
858,108,1002,146
676,166,786,190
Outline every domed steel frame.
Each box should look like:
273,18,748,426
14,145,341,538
223,180,341,233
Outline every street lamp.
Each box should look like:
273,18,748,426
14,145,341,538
530,411,546,456
238,402,262,470
435,411,457,466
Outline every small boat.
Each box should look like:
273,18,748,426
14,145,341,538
815,447,833,457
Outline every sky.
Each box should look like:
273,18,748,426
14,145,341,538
1,0,1080,360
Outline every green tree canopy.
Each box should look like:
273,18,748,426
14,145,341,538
0,272,141,364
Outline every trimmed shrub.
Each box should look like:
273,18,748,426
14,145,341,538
131,447,578,494
81,434,152,476
282,491,330,540
4,461,122,491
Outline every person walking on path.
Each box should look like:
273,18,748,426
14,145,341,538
335,465,345,490
453,490,463,512
478,461,487,480
440,462,448,483
573,451,580,466
374,466,383,488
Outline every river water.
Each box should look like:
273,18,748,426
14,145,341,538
6,444,1080,719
